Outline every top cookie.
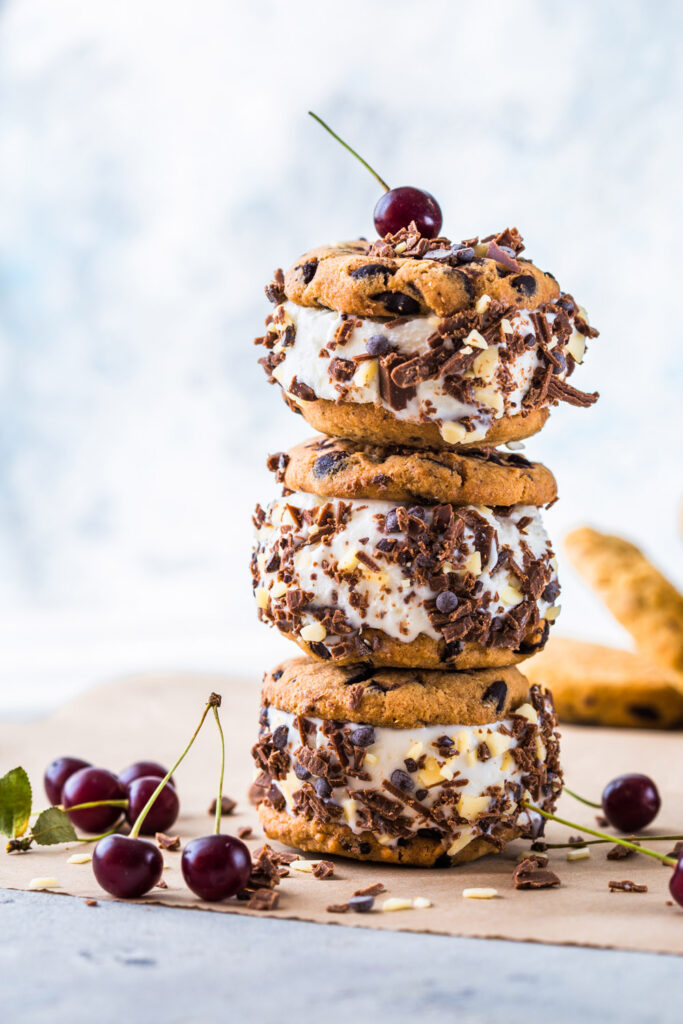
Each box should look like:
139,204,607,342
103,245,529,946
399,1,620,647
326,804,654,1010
262,657,532,728
283,226,560,318
269,435,557,508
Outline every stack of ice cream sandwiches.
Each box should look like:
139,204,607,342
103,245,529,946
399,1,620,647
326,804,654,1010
251,223,599,866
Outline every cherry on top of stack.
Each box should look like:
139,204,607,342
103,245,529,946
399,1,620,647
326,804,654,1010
256,222,599,451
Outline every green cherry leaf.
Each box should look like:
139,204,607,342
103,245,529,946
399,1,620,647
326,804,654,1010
31,807,77,846
0,767,32,838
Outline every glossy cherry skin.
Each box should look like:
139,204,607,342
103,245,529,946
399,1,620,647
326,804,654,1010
669,857,683,907
374,186,443,239
118,761,175,789
181,835,251,901
61,767,126,833
44,756,91,806
92,835,163,898
601,773,661,833
125,777,179,834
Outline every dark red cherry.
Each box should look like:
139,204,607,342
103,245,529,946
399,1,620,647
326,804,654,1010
601,773,661,833
181,834,251,901
669,857,683,907
44,756,91,806
62,767,126,833
125,777,179,835
118,760,174,789
374,187,443,239
92,835,163,898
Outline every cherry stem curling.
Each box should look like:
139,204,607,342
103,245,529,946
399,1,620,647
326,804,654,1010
212,701,225,836
523,802,677,867
308,111,390,193
563,786,601,809
129,693,222,840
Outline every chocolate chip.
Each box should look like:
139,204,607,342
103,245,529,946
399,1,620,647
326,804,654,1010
366,334,391,356
511,274,537,297
313,451,348,478
415,788,428,801
371,291,421,316
308,641,331,660
348,895,374,913
404,758,418,772
359,842,372,855
628,704,661,722
390,769,414,793
271,725,288,750
345,664,375,685
272,669,283,681
299,259,318,284
542,581,561,602
407,505,426,520
455,246,475,263
524,332,536,347
349,263,393,281
435,591,459,614
349,725,376,747
384,509,400,533
452,268,475,301
552,352,567,375
442,640,463,660
482,679,508,713
315,778,332,799
294,762,311,781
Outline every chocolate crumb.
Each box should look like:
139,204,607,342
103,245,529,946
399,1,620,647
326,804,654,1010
156,832,181,851
326,902,350,914
354,882,386,897
312,860,335,879
607,841,640,861
665,841,683,859
248,889,280,911
595,815,608,828
155,879,168,889
608,880,648,893
513,857,561,890
208,795,237,815
237,826,253,840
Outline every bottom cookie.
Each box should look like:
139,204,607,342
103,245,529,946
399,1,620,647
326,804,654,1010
251,662,563,866
525,636,683,729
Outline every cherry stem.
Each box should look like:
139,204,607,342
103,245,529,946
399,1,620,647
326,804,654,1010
75,818,126,844
58,799,128,812
523,802,677,867
212,702,225,836
129,693,222,840
308,111,390,193
538,835,683,851
563,786,601,809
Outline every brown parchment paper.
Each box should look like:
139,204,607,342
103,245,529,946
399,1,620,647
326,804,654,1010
1,672,682,953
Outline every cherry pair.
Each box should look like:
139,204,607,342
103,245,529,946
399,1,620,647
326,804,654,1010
90,694,251,901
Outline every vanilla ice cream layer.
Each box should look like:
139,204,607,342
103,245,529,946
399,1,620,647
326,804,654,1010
260,691,560,851
264,299,590,441
252,493,558,645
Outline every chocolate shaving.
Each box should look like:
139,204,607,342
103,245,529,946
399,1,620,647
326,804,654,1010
607,841,640,861
248,889,280,911
312,860,335,879
156,832,180,851
513,857,561,890
208,795,236,815
608,880,648,893
264,268,285,304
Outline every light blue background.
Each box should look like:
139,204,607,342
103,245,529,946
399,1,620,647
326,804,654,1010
1,0,681,714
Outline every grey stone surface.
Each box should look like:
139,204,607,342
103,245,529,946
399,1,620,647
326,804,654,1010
1,889,681,1023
